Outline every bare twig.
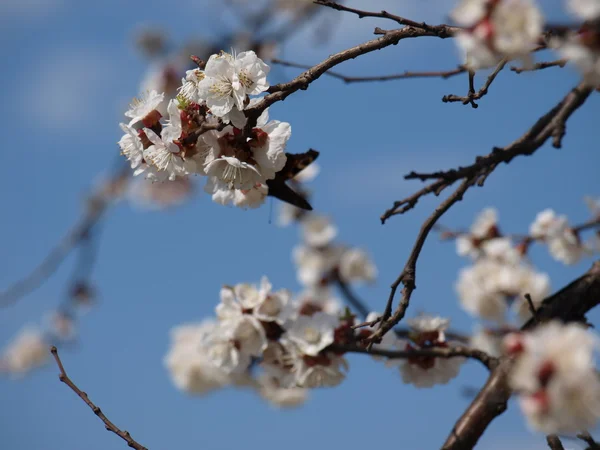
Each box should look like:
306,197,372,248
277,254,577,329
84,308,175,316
331,344,497,370
546,435,565,450
442,59,508,107
441,261,600,450
313,0,461,33
272,58,466,83
511,59,567,74
577,431,600,449
50,346,148,450
524,293,538,323
244,20,458,133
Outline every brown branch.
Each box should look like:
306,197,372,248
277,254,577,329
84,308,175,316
578,431,600,449
546,435,565,450
271,58,466,83
332,344,497,370
441,260,600,450
511,59,567,74
384,81,593,223
244,21,458,133
50,346,148,450
442,59,508,107
313,0,461,33
370,179,474,345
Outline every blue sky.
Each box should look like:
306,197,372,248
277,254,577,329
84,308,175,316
0,1,599,449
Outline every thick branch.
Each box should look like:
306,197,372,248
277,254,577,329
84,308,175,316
441,261,600,450
51,346,148,450
546,435,565,450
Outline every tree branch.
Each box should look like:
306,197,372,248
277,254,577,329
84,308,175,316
313,0,461,33
442,59,508,107
271,58,466,83
511,59,567,74
50,346,148,450
332,344,497,370
441,260,600,450
546,435,565,450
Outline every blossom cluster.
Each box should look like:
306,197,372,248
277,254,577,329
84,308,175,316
455,208,551,326
119,50,291,209
451,0,600,86
506,322,600,434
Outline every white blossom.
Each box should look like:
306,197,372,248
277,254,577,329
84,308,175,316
0,328,49,376
257,374,308,408
452,0,543,69
284,312,338,356
127,176,193,210
301,215,338,248
393,316,464,388
294,287,343,317
456,208,500,258
557,31,600,87
293,353,348,388
197,50,270,117
125,90,165,126
339,248,377,284
178,68,205,103
530,209,586,264
509,322,600,434
568,0,600,20
164,321,229,394
292,245,342,287
118,123,145,172
456,258,550,324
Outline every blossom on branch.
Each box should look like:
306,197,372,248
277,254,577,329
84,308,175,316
507,322,600,434
452,0,543,69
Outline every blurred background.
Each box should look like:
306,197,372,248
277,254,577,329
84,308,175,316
1,0,599,449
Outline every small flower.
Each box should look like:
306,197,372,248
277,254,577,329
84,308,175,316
452,0,543,69
284,312,338,356
143,128,196,181
294,352,348,388
456,208,500,259
292,245,343,287
509,322,600,433
339,248,377,284
568,0,600,20
178,69,205,103
556,27,600,87
530,209,586,264
197,50,270,117
392,316,464,388
125,90,165,126
0,327,49,376
164,321,230,394
257,374,308,408
118,123,145,171
294,287,343,317
301,215,338,248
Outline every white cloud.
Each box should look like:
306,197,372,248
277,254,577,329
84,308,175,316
0,0,63,20
19,49,118,130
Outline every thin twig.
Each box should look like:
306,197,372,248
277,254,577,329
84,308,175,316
524,293,538,323
331,344,497,370
443,59,508,107
373,81,592,351
272,58,466,83
511,59,567,74
50,346,148,450
577,431,600,449
313,0,461,33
